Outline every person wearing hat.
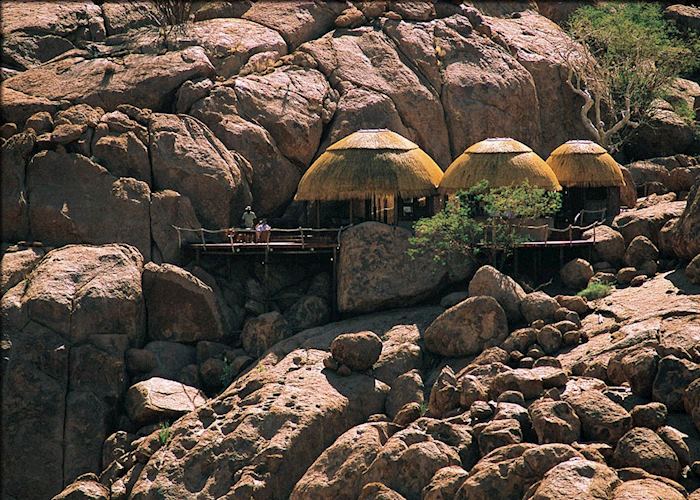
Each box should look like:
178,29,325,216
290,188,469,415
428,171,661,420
240,206,256,242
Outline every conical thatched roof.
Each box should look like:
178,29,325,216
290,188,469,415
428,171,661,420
439,138,562,193
546,140,624,188
295,129,443,201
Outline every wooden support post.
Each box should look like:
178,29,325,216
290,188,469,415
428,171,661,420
331,245,339,320
393,194,398,225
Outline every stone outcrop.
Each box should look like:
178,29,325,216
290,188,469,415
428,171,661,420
148,113,251,228
424,296,508,357
4,47,215,120
0,247,45,295
330,331,383,372
291,422,397,500
1,244,144,500
1,131,35,241
142,263,227,343
26,150,152,259
672,182,700,259
614,200,686,246
2,1,105,70
338,222,473,314
560,258,594,290
529,458,621,499
125,377,206,425
468,265,526,323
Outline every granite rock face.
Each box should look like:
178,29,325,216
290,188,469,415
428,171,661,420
338,222,474,314
1,244,144,500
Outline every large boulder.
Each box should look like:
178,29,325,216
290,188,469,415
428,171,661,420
359,424,463,499
584,225,626,264
4,47,216,115
484,11,593,155
619,165,638,208
652,355,700,411
100,0,160,35
302,24,450,166
338,223,473,314
1,131,35,241
613,479,685,500
625,95,699,159
627,160,672,190
614,200,686,246
241,311,292,358
566,390,632,444
149,190,201,265
529,398,581,445
190,83,305,215
242,0,346,49
560,258,594,290
148,113,251,228
458,443,584,499
521,292,560,324
0,247,45,295
91,116,150,183
291,422,397,500
624,235,659,268
53,474,110,500
141,263,227,343
126,349,388,499
612,427,681,479
424,296,508,357
26,150,151,260
2,1,104,70
125,377,207,426
665,4,700,33
687,254,700,285
330,331,383,372
672,182,700,259
468,265,526,323
529,458,621,499
1,244,144,500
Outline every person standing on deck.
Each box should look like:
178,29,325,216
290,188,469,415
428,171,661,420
240,206,256,242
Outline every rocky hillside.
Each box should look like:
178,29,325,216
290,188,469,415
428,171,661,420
3,1,700,499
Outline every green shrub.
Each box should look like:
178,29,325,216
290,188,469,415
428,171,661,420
158,421,171,446
219,355,236,388
409,180,561,267
577,282,612,300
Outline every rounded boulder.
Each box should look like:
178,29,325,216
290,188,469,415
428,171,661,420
330,331,383,372
424,296,508,357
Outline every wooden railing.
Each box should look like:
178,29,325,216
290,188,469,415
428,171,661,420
172,225,347,252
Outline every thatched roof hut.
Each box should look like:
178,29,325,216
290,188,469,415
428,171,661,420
295,129,443,201
546,140,624,188
439,138,561,193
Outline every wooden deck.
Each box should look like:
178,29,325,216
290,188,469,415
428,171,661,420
189,239,338,255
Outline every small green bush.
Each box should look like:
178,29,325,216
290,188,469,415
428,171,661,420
577,282,613,300
219,355,236,388
158,421,171,446
419,401,429,416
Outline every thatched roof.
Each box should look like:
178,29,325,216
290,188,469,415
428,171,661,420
294,129,444,201
546,140,624,188
439,138,562,193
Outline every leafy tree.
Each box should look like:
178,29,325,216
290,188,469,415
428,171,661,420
409,181,561,268
556,3,699,152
